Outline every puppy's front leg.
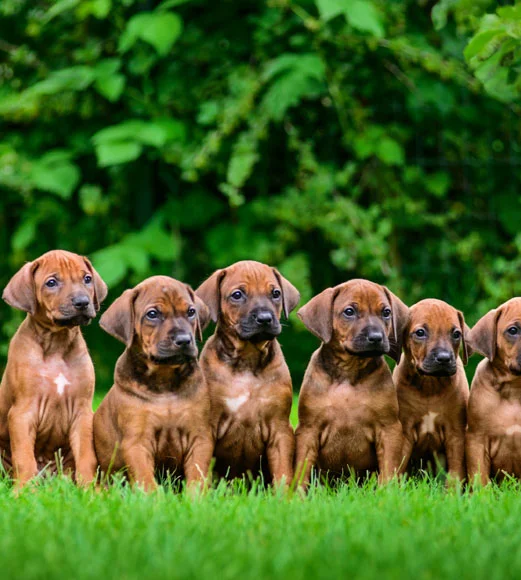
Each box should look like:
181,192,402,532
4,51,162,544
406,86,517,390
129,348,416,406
266,421,295,485
69,407,97,485
466,432,490,486
294,426,319,487
183,434,214,490
376,421,404,483
8,406,38,487
400,430,414,475
121,441,157,491
445,429,466,481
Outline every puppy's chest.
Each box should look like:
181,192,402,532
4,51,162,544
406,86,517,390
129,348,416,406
489,398,521,445
35,357,90,400
323,382,380,426
217,371,279,418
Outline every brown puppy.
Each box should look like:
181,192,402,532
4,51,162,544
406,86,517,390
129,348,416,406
467,297,521,484
0,249,107,487
196,261,300,484
295,279,408,486
393,299,470,479
94,276,213,491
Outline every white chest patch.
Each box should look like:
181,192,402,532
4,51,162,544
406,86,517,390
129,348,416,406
419,411,439,435
505,424,521,436
54,373,70,396
225,393,250,413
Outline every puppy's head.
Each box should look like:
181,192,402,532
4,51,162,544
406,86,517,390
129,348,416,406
469,297,521,374
100,276,210,366
2,250,107,328
297,279,408,362
195,261,300,343
404,299,470,377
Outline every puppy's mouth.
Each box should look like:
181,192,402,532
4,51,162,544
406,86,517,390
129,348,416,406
54,314,93,327
238,322,281,343
149,349,197,366
418,365,457,378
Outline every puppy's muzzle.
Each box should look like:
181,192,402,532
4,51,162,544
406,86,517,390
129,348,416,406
420,348,457,376
349,325,389,356
56,294,95,326
239,308,281,342
152,332,197,364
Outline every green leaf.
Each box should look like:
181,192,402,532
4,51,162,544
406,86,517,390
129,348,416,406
12,219,37,252
29,152,81,198
90,246,128,286
95,142,142,167
344,0,384,37
94,74,125,102
316,0,384,37
227,132,259,188
119,12,183,56
376,137,404,166
464,29,504,62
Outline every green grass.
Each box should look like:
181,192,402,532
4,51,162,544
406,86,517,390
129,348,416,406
30,393,515,579
1,476,521,579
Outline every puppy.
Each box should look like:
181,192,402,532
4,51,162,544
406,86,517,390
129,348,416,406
0,249,107,487
93,276,213,491
467,297,521,484
393,299,470,479
195,261,300,484
295,279,408,485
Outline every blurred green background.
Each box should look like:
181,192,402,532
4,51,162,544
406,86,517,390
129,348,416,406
1,0,520,391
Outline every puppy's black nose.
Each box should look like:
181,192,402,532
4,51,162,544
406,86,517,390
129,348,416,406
435,350,452,363
174,333,192,347
254,311,274,326
72,295,90,311
367,329,384,344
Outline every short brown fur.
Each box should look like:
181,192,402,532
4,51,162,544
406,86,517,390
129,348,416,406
196,260,299,483
295,279,408,486
94,276,213,491
466,297,521,484
393,299,470,479
0,250,107,487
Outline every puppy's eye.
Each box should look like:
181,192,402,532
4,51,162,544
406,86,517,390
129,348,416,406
45,278,58,288
231,290,243,301
344,307,355,317
187,307,196,318
382,308,392,319
272,289,281,299
452,329,462,340
146,309,159,320
414,329,426,338
508,326,519,336
84,274,92,284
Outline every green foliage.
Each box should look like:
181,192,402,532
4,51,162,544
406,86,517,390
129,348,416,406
1,0,521,387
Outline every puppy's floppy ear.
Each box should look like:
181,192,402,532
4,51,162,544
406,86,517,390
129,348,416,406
83,257,108,311
272,268,300,319
186,285,210,342
297,287,338,343
456,310,472,365
382,286,409,364
2,261,38,314
469,308,501,362
195,269,226,323
100,288,137,347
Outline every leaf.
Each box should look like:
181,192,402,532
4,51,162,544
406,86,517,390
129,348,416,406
344,0,384,37
227,132,259,188
12,219,37,251
90,246,128,286
29,152,81,198
315,0,384,37
94,74,125,102
376,137,404,165
119,12,183,56
95,142,143,167
425,172,451,197
464,29,504,62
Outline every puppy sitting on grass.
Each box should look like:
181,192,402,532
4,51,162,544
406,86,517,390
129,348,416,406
467,298,521,485
295,279,408,486
196,261,300,485
393,299,470,480
94,276,213,491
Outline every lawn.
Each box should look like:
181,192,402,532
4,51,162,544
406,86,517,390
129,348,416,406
0,393,516,580
1,476,520,580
